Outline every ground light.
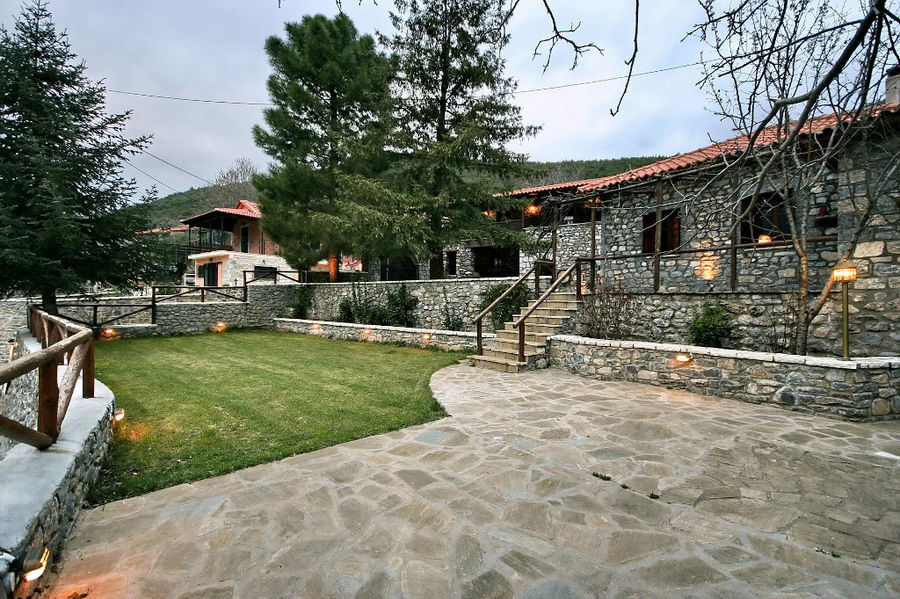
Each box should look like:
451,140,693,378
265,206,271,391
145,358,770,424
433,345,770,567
674,353,693,364
214,321,227,333
22,547,49,582
421,333,432,344
114,408,125,422
101,328,116,338
833,265,858,359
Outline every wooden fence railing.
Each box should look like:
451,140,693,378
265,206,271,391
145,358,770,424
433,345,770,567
0,308,95,450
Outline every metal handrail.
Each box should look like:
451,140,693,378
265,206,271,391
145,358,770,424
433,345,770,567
474,259,555,355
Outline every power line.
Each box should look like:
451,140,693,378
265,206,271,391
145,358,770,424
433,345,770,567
106,60,709,106
142,150,212,185
124,160,178,193
108,89,273,106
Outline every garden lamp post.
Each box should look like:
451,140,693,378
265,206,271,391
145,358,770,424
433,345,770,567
832,265,858,359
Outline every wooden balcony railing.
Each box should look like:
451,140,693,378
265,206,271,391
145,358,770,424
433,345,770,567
0,308,95,450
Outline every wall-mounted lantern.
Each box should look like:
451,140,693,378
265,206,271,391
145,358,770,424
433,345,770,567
674,353,693,364
833,265,858,359
525,204,541,215
757,234,773,244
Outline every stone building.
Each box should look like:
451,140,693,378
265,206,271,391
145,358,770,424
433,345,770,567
463,100,900,357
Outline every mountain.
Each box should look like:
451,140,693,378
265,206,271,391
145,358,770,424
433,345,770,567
141,157,665,228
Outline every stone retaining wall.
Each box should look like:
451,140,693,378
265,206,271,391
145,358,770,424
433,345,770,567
0,331,114,598
548,335,899,421
302,277,549,333
0,299,28,363
0,331,39,460
273,318,485,352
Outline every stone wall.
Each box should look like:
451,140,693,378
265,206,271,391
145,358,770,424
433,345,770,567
302,277,549,333
548,335,899,421
520,222,593,274
108,284,301,338
220,252,292,287
0,330,39,460
273,318,486,351
0,299,28,363
0,331,115,599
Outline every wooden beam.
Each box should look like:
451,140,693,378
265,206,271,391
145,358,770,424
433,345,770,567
0,415,53,449
0,329,92,386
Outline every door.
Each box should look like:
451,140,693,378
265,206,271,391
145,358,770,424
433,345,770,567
200,262,218,286
240,225,250,253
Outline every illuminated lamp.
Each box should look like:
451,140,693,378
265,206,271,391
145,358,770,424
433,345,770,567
833,265,858,359
102,328,115,338
833,266,857,282
114,408,125,422
421,333,432,343
214,321,227,333
757,234,773,244
22,547,49,582
311,323,322,334
525,204,541,215
674,353,693,364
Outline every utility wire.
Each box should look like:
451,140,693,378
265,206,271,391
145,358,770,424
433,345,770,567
142,150,212,184
125,160,179,193
106,60,709,106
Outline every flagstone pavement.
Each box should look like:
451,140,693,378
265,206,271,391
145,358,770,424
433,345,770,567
45,362,900,598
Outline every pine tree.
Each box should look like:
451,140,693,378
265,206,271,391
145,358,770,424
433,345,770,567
252,13,402,282
0,1,160,312
385,0,539,278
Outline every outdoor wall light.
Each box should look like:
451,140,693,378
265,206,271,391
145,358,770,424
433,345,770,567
114,408,125,422
674,353,693,364
22,547,49,582
214,321,227,333
421,333,432,343
833,265,858,359
526,204,541,215
757,234,773,244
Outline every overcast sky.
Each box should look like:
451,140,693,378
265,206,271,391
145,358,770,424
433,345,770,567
9,1,735,198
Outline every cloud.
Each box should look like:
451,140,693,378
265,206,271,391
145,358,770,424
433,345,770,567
13,0,736,198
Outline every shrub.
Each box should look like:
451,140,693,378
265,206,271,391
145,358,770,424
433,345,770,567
478,283,530,330
291,286,316,319
440,287,464,331
335,283,418,327
580,280,642,340
688,301,734,348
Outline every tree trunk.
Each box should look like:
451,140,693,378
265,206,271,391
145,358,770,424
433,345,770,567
795,252,810,354
328,253,339,283
41,288,58,315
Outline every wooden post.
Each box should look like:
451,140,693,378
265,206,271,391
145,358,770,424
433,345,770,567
551,207,559,280
82,339,95,398
590,203,598,291
201,287,206,303
653,183,662,292
476,320,483,355
576,261,582,300
37,362,59,437
151,286,157,324
535,263,541,295
518,322,526,363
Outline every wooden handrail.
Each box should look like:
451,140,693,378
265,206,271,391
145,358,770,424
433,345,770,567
473,259,555,356
513,260,581,362
0,308,95,450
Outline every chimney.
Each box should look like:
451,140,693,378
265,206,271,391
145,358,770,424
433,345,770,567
887,65,900,104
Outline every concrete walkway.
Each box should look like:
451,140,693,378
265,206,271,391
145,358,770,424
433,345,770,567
46,364,900,598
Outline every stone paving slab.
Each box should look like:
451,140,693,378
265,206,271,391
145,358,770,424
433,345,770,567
44,364,900,598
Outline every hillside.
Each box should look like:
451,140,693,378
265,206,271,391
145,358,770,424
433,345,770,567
142,157,665,228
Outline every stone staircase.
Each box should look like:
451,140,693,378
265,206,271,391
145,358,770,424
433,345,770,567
469,291,580,372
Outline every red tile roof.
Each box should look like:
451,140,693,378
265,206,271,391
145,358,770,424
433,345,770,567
577,104,899,193
181,200,262,224
501,104,899,198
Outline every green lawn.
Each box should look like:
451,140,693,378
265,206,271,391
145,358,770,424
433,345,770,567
88,330,468,504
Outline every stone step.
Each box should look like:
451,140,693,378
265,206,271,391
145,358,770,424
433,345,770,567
516,306,578,318
502,322,561,335
467,354,527,373
535,299,581,310
491,338,546,353
515,314,571,326
495,329,550,344
482,347,542,362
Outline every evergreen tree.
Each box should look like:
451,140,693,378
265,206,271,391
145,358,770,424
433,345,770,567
252,13,404,281
384,0,539,278
0,1,160,312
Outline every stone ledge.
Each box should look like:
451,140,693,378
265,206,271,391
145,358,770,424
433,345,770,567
274,318,488,351
550,335,900,370
300,276,525,288
0,333,114,596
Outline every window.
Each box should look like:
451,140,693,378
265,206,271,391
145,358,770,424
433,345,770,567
642,209,680,253
446,251,457,276
739,193,791,243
